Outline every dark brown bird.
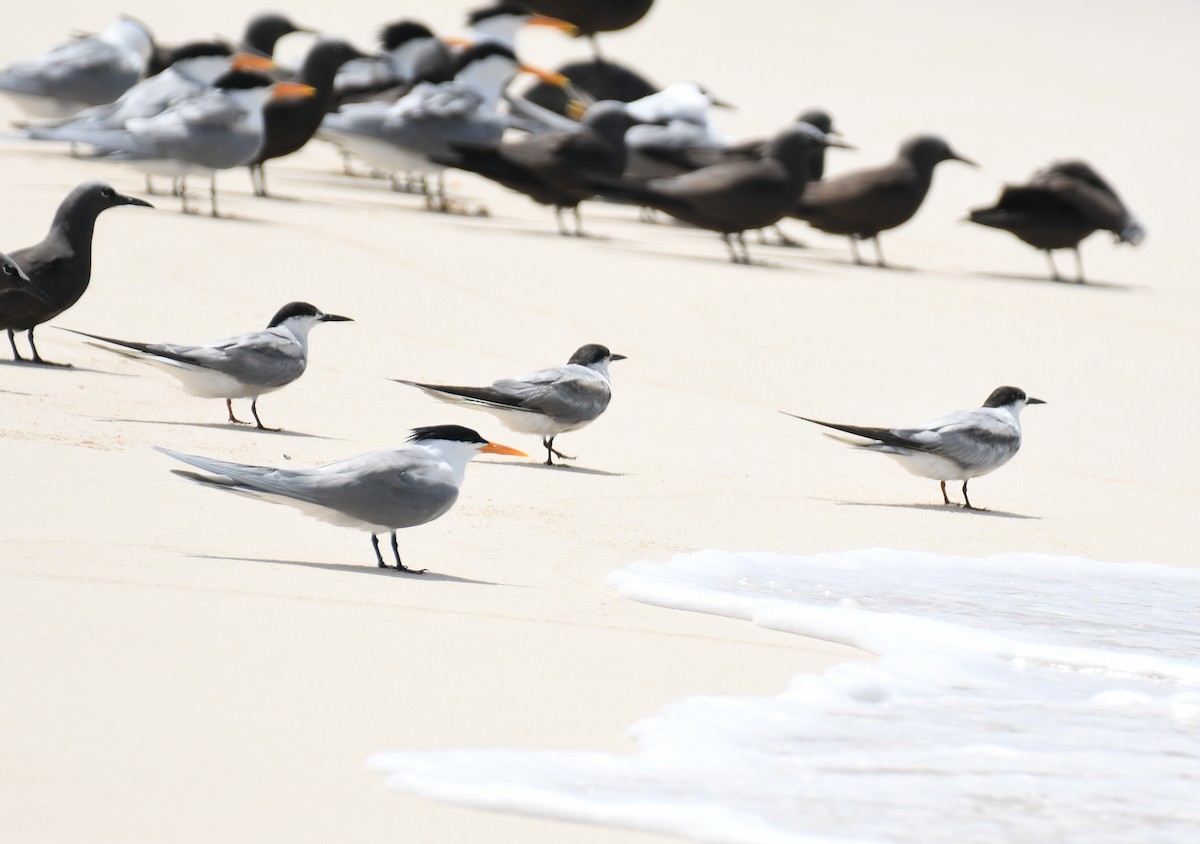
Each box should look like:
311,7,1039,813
791,134,976,267
521,58,657,117
439,100,641,236
589,122,848,263
0,181,153,365
248,39,369,196
967,160,1144,283
520,0,654,36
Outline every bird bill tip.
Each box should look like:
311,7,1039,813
1026,397,1047,405
610,353,628,361
953,152,980,167
321,313,353,322
481,441,527,457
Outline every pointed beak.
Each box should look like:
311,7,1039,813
951,150,979,167
442,35,472,48
826,136,856,150
481,441,528,457
121,194,154,208
610,353,628,361
710,95,736,110
1026,397,1047,405
272,81,317,100
320,313,353,323
232,53,277,72
527,14,578,35
519,64,570,88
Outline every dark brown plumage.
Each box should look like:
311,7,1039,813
590,122,845,263
967,160,1144,283
440,100,640,236
0,182,153,364
791,134,976,267
520,0,654,36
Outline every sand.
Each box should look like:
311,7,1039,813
1,0,1197,841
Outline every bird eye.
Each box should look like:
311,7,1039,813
2,265,12,275
101,187,114,198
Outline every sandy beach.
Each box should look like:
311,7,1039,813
1,1,1197,841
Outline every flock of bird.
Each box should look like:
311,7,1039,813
0,2,1135,569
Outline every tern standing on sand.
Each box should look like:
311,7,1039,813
394,344,625,466
785,386,1045,509
158,425,526,572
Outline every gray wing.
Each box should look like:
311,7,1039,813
893,409,1021,470
157,447,458,530
0,37,139,104
153,330,306,389
492,366,612,426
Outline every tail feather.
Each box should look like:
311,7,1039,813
781,411,922,452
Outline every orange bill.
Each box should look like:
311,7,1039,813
481,441,528,457
272,81,317,99
232,53,276,72
527,14,578,35
518,64,570,88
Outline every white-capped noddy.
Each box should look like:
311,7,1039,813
394,344,625,466
791,134,977,267
0,181,152,365
967,160,1145,283
157,425,527,572
62,302,352,430
784,386,1045,510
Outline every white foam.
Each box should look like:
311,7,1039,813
371,549,1200,843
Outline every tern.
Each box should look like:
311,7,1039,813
785,386,1045,509
394,344,625,465
0,16,155,118
157,425,527,572
62,302,351,430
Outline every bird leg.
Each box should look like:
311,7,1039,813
1045,250,1062,282
736,231,751,264
178,179,195,215
961,480,978,510
391,532,426,574
26,327,68,367
340,150,356,176
872,236,887,268
8,329,22,361
589,34,606,62
144,175,157,195
554,206,570,236
371,534,387,567
849,235,865,265
1073,246,1086,284
249,399,280,432
209,175,220,218
226,398,249,425
940,480,951,505
251,163,267,198
543,436,575,465
770,224,804,247
722,233,740,263
573,206,585,237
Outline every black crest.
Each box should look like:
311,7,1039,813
568,344,617,365
467,3,528,25
379,20,435,50
452,42,518,76
409,425,488,444
267,302,322,327
214,69,273,91
982,386,1028,408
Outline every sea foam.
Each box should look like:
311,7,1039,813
371,549,1200,843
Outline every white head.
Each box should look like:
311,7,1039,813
267,301,353,347
452,42,521,108
982,386,1046,416
103,16,156,64
408,425,527,483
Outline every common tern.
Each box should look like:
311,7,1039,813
63,302,351,430
0,181,152,365
791,135,977,267
967,160,1145,283
785,385,1046,509
394,344,625,466
157,425,527,572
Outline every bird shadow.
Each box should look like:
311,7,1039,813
186,554,509,585
817,497,1039,520
955,269,1139,291
592,239,796,270
485,459,626,477
97,417,338,439
0,358,111,373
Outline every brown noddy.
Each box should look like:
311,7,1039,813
439,100,643,236
0,181,152,365
967,160,1144,283
588,121,850,263
791,134,977,267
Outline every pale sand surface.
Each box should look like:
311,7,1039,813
1,1,1197,841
